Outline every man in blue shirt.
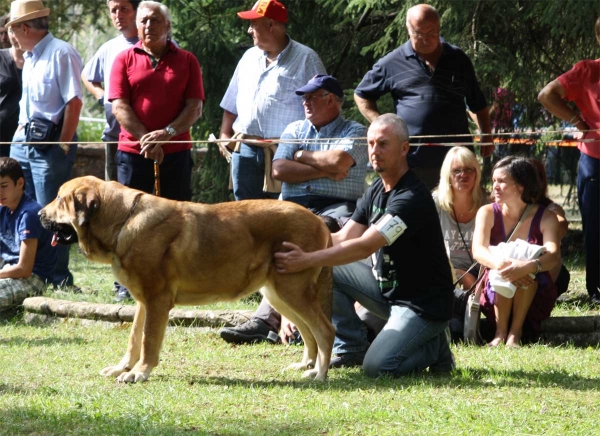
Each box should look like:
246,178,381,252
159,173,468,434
0,157,56,312
219,0,326,201
354,4,492,190
219,75,369,345
7,0,83,289
81,0,140,302
82,0,140,183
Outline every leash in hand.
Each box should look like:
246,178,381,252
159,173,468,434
154,160,160,197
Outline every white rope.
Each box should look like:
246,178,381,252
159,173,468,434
2,128,597,147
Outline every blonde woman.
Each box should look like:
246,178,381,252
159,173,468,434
433,147,487,290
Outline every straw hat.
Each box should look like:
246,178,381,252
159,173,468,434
6,0,50,27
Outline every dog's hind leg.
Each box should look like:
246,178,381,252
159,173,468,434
284,305,334,381
295,267,334,381
312,266,334,379
299,308,334,381
100,302,146,379
271,268,335,381
282,314,318,372
262,283,318,373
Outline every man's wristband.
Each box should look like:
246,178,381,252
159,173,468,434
534,259,542,275
97,95,104,107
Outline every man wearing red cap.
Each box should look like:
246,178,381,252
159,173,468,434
220,0,326,201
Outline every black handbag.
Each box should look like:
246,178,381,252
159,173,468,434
25,117,62,151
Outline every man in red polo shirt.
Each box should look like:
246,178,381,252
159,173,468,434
109,0,204,201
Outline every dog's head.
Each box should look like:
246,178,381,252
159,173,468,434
39,176,102,246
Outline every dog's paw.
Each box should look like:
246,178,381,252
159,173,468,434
99,365,127,378
302,369,328,381
301,369,319,379
116,370,148,383
284,362,308,372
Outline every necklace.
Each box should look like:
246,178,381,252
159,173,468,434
452,204,471,221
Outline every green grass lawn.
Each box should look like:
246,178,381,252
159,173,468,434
1,321,600,435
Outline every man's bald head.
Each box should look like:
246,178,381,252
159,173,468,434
405,4,441,55
406,4,440,26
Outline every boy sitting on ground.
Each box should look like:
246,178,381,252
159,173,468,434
0,157,56,312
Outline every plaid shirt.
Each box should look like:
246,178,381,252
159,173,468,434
220,37,326,139
275,116,368,201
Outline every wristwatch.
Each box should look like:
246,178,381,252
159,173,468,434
59,143,70,154
295,150,304,160
165,125,176,136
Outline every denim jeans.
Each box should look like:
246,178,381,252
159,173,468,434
577,152,599,297
231,143,277,201
104,139,118,182
116,149,193,201
332,261,450,377
10,129,77,286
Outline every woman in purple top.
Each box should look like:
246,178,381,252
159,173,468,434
472,156,560,347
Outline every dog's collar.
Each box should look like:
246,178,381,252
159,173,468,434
112,193,143,252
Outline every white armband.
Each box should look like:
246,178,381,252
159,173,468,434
374,213,407,245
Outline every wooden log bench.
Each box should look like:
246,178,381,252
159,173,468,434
18,297,600,347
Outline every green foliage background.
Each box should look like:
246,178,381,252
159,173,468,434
3,0,599,202
163,0,599,202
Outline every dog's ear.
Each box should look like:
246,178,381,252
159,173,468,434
74,189,100,227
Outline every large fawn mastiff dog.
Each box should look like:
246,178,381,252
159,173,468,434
39,176,334,383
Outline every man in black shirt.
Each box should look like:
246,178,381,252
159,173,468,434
275,113,455,376
0,13,23,156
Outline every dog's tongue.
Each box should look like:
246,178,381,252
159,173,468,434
51,233,58,247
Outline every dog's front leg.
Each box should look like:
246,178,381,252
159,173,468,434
100,303,145,380
116,297,171,383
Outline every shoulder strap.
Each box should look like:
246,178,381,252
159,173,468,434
452,204,475,265
505,204,533,243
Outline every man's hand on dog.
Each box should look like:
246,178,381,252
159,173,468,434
275,242,312,273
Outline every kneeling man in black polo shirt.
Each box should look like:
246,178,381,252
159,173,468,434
275,113,455,375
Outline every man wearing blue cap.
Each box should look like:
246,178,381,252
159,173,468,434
219,75,368,345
